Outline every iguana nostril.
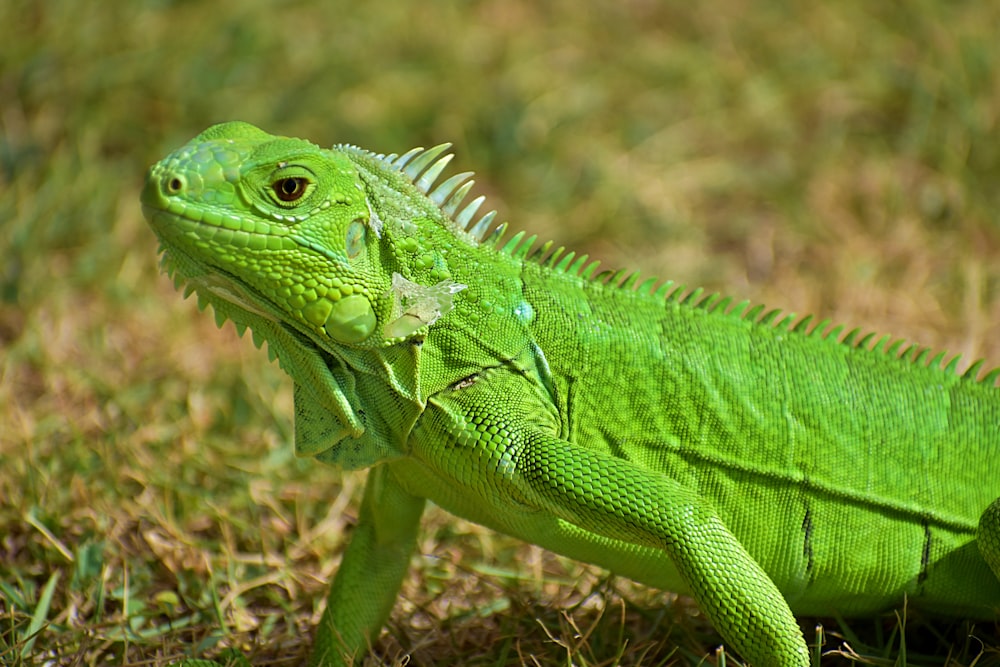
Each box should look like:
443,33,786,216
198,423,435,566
166,175,184,194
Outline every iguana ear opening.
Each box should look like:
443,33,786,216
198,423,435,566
345,219,367,259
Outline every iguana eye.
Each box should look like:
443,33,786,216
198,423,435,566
273,177,309,202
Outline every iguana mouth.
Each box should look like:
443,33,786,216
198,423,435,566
141,197,295,253
145,206,306,344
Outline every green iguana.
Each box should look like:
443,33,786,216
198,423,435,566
141,122,1000,667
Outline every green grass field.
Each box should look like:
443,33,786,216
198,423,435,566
2,1,999,665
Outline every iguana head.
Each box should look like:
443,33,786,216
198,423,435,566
141,121,478,351
141,121,520,467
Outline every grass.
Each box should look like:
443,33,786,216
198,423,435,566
2,0,999,665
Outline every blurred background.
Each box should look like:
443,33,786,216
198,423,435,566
2,1,999,664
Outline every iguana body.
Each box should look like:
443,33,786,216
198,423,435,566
141,122,1000,667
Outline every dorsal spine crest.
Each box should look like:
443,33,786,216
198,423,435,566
370,139,998,386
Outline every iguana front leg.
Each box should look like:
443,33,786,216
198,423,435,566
310,465,425,667
416,367,810,667
514,432,808,667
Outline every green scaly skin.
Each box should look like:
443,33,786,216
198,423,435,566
141,122,1000,667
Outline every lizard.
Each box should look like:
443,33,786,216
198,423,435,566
140,121,1000,667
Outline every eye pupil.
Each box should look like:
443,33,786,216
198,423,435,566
274,177,307,202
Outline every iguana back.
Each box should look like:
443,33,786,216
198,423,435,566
513,256,1000,615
